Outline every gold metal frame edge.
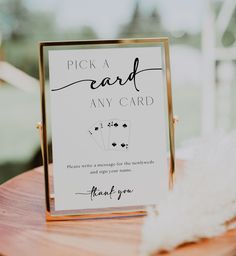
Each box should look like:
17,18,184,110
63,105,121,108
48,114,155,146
38,37,175,221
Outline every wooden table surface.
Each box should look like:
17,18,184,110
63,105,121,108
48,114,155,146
1,165,236,256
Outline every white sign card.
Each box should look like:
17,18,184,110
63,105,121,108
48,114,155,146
40,39,174,218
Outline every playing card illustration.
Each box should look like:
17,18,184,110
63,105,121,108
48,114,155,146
109,120,130,151
88,119,131,151
100,119,117,150
88,121,104,149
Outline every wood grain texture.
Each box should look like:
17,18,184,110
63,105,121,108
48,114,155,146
0,163,236,256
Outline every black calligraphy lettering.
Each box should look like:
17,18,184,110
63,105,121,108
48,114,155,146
52,58,162,92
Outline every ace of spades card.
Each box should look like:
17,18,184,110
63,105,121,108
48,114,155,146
88,121,104,149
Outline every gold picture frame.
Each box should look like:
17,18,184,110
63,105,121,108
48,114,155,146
38,38,175,221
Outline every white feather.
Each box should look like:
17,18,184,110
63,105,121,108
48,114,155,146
141,131,236,256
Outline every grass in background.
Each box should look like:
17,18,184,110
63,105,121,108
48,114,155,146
173,86,201,147
0,84,41,183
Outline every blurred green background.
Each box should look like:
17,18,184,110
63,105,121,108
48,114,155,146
0,0,236,183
